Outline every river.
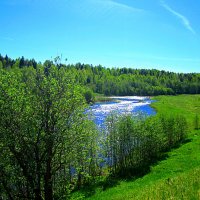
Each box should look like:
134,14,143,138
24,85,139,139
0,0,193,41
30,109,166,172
88,96,156,128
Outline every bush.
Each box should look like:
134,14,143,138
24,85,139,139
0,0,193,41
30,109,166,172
84,90,95,104
104,113,188,177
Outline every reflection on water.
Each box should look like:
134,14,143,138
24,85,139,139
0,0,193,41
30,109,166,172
87,96,156,127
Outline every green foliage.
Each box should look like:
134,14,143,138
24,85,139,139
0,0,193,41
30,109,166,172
0,65,99,199
1,54,200,96
104,113,187,177
81,95,200,200
1,53,200,199
84,89,95,104
0,60,3,69
159,114,188,150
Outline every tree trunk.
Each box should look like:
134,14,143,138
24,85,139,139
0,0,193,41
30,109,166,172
35,140,42,200
44,100,53,200
35,188,42,200
44,150,53,200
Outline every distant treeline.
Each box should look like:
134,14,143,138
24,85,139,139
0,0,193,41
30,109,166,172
1,54,200,96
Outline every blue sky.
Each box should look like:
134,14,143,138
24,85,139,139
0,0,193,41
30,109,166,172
0,0,200,72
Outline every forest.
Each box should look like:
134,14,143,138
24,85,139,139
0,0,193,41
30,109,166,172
1,54,200,96
0,54,196,199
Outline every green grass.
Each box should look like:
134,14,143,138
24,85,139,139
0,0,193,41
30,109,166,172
94,93,113,102
151,94,200,130
71,95,200,200
135,166,200,200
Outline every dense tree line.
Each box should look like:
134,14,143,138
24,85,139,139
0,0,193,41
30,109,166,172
70,64,200,96
1,54,200,96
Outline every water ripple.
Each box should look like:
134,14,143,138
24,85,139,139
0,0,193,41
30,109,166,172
88,96,156,127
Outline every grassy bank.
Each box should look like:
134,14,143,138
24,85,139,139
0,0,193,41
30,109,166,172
151,95,200,131
94,93,113,102
84,131,200,200
73,95,200,200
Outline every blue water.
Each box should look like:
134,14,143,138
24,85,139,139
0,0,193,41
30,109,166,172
133,103,156,116
88,97,156,127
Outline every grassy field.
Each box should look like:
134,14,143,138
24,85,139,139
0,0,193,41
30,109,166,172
72,95,200,200
151,95,200,131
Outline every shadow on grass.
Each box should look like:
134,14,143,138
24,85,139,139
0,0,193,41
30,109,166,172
181,138,192,144
169,138,192,150
71,175,121,198
73,138,192,198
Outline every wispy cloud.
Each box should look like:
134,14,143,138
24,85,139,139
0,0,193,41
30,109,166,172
105,0,144,12
91,0,144,13
160,0,195,34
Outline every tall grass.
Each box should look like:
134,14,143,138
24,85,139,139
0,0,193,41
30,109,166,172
136,167,200,200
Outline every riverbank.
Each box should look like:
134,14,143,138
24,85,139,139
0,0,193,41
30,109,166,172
151,94,200,131
85,131,200,200
73,95,200,200
94,94,151,103
94,95,114,103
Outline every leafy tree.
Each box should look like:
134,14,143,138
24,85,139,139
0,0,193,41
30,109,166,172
0,65,98,199
84,89,95,103
0,61,3,69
